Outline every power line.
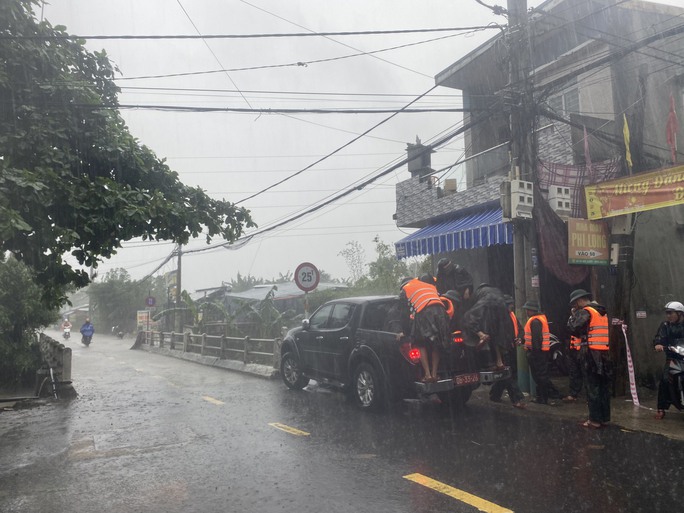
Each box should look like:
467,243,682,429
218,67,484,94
6,26,499,40
109,104,472,114
120,85,465,99
233,83,441,204
175,0,252,109
114,32,465,81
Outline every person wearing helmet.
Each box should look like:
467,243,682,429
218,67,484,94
61,318,72,330
652,301,684,419
567,289,611,429
436,258,455,294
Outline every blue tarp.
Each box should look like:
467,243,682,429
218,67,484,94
395,208,512,259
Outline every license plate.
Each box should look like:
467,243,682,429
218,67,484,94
454,373,480,386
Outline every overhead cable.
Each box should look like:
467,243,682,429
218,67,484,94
5,26,499,40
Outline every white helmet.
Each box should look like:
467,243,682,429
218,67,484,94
664,301,684,313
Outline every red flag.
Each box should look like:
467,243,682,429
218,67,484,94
666,93,679,163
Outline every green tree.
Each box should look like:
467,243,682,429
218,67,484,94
240,286,296,338
229,273,264,293
0,0,255,310
87,269,166,333
354,236,410,295
338,241,366,284
0,258,58,387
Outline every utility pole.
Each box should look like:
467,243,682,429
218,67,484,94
507,0,537,393
175,244,183,333
507,0,536,305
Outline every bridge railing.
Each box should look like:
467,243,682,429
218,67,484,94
140,330,280,369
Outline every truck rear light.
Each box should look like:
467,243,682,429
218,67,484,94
452,330,464,344
400,342,421,364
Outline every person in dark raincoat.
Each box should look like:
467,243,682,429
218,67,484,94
461,283,512,370
652,301,684,419
567,289,611,429
489,295,526,408
436,258,459,295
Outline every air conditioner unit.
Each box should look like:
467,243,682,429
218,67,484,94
548,185,572,218
510,179,534,219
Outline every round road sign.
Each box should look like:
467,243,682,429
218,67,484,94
294,262,320,292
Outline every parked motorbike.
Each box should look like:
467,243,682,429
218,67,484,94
62,327,71,340
666,345,684,410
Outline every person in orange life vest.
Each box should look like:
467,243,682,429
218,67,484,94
561,331,583,403
523,299,560,405
567,289,611,429
398,275,450,383
489,295,526,408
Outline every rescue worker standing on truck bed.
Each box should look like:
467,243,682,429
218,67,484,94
398,275,450,383
523,299,561,405
567,289,611,429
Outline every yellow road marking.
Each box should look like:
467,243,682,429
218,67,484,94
403,473,513,513
201,395,224,405
268,422,310,436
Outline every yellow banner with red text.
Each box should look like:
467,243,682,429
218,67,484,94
585,164,684,219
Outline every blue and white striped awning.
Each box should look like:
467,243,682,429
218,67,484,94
395,208,512,259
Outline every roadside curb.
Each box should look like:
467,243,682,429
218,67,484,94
134,344,279,380
469,386,684,441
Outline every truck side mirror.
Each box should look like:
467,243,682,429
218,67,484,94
302,319,310,330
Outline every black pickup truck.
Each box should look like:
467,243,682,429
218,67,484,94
279,295,511,410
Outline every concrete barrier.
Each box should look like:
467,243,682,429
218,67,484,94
134,330,280,379
36,333,77,399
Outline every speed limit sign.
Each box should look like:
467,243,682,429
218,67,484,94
294,262,320,292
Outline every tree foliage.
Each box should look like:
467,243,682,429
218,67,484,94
0,257,57,387
338,240,365,284
353,236,410,295
87,269,167,333
0,0,255,309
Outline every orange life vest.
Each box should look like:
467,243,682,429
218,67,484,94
509,311,519,339
440,297,455,318
584,306,609,351
569,335,581,351
524,314,551,351
401,279,444,316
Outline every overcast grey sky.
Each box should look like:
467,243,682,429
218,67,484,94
41,0,682,292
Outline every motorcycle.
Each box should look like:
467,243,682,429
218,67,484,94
666,345,684,410
81,335,92,347
62,327,71,340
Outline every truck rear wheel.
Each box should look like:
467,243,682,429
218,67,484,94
280,352,309,390
352,362,384,411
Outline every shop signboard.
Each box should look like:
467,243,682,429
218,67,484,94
585,164,684,219
568,218,609,265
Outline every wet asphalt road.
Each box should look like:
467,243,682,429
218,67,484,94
1,332,682,513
